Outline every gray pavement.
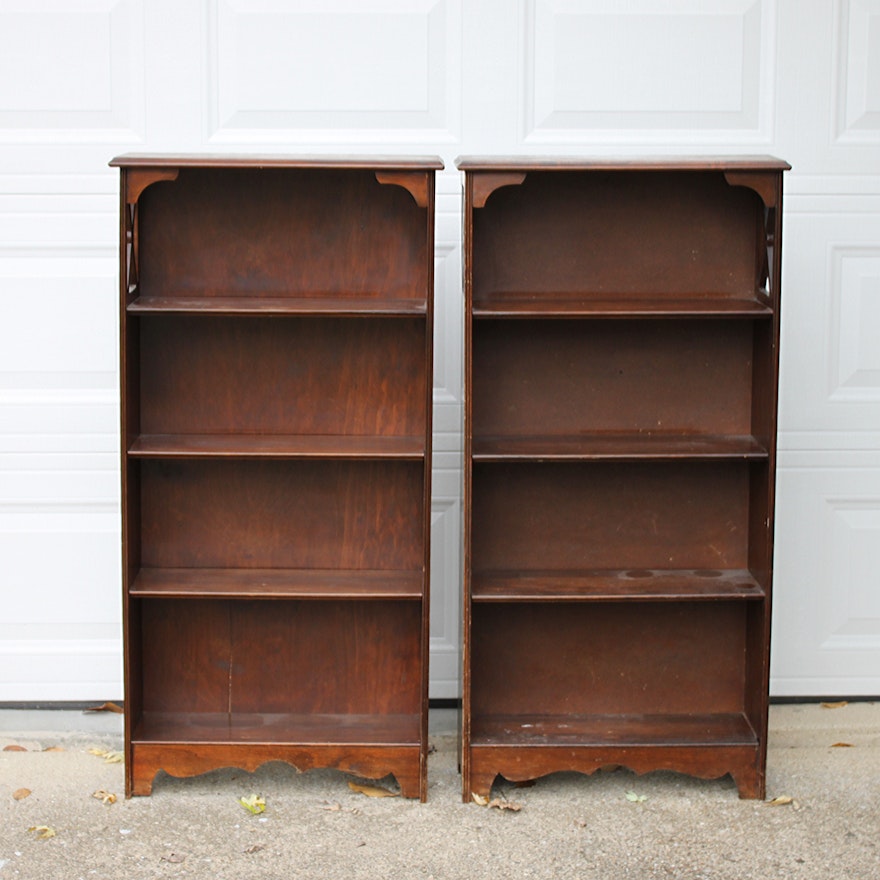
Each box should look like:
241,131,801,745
1,703,878,879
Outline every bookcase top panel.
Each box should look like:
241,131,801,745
455,155,790,171
111,153,444,170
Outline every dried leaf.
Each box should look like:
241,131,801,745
321,801,360,814
625,791,648,803
766,795,794,806
88,749,123,764
28,826,56,840
487,798,522,812
3,744,27,752
84,702,124,714
471,793,490,806
238,794,266,815
821,701,848,709
92,789,117,805
831,742,854,748
348,781,398,799
12,788,31,801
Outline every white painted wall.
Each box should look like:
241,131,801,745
1,0,878,701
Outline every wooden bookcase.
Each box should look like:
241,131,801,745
458,157,789,801
111,154,441,800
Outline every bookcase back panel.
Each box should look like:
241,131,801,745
471,602,747,717
472,462,750,571
138,315,426,437
140,460,423,570
473,319,754,437
138,169,428,300
140,599,421,716
472,172,761,301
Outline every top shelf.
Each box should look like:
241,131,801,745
112,153,444,170
456,155,790,172
128,294,427,317
472,293,773,318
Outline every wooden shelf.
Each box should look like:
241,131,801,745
472,433,768,461
131,567,423,600
129,294,427,316
116,156,437,801
133,711,421,745
472,569,764,602
472,293,772,318
461,158,786,801
129,434,425,460
470,712,758,747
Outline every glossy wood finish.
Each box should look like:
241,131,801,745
115,155,439,800
460,157,787,802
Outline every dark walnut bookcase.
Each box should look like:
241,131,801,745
458,156,789,801
111,154,441,800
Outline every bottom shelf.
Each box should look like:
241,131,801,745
470,712,757,747
133,711,421,745
466,713,762,801
129,712,424,800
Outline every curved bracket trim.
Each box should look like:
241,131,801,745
472,172,527,209
125,168,180,205
723,171,778,209
375,171,431,207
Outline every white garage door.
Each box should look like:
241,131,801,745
1,0,878,701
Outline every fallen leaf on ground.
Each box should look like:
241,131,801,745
625,791,648,803
160,853,185,863
28,826,56,840
84,702,124,714
3,744,27,752
321,801,360,814
88,748,123,764
92,789,117,805
12,788,31,801
487,798,522,812
821,701,848,709
348,781,398,798
766,795,794,806
238,794,266,815
831,742,854,748
471,793,490,806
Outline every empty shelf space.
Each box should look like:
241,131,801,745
470,712,758,748
129,294,427,316
130,567,423,600
472,293,773,318
133,711,421,745
472,433,768,461
471,569,765,601
129,434,426,460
